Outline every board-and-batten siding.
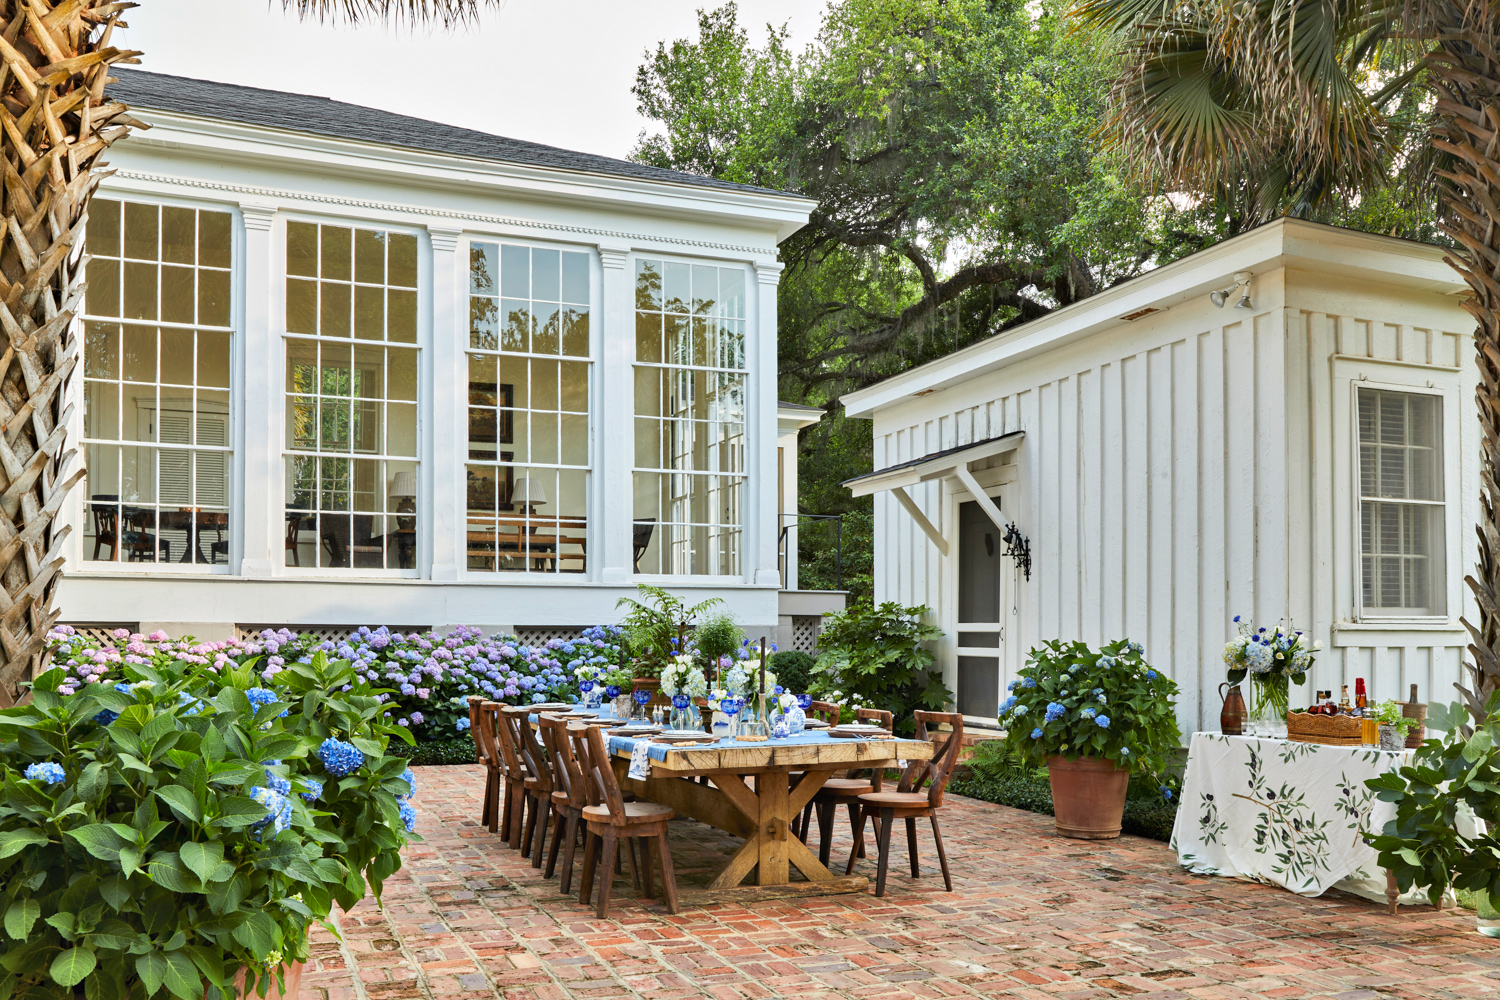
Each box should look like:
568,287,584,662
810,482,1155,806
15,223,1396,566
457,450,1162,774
872,283,1475,736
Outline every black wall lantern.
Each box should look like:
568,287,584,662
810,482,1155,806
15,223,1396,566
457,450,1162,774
1002,522,1031,581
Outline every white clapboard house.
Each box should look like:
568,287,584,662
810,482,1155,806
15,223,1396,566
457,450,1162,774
841,219,1477,734
56,69,840,648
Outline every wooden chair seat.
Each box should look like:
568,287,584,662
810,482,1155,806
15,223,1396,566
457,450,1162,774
821,778,874,796
583,801,674,824
796,708,895,867
856,791,931,812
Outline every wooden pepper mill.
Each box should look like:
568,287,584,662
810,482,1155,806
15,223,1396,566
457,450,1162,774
1220,682,1247,736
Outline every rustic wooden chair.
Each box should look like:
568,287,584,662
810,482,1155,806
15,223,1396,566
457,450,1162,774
500,706,551,861
539,714,587,895
493,706,533,850
808,701,843,726
510,707,555,867
574,724,679,917
468,696,504,835
798,707,894,865
845,711,963,897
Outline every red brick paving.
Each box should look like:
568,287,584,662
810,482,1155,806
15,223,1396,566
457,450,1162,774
300,765,1500,1000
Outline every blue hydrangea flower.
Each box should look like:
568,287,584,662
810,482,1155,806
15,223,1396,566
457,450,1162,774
1129,642,1144,655
1145,670,1158,680
398,800,417,833
1080,707,1097,720
456,718,471,732
1022,677,1036,689
1098,656,1116,669
999,695,1018,714
1012,704,1028,716
398,768,417,800
299,778,323,803
249,785,288,834
1044,702,1066,722
24,762,64,784
1097,694,1107,704
246,687,290,718
93,708,118,726
1030,727,1043,739
1120,747,1131,756
1161,787,1173,801
1095,715,1111,728
1007,679,1020,692
263,761,291,796
317,738,364,778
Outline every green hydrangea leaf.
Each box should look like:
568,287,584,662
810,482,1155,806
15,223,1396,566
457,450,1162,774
0,830,48,860
49,947,96,988
153,786,202,824
3,900,39,940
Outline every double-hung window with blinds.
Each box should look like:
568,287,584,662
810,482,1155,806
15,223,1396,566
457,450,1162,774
1357,387,1447,617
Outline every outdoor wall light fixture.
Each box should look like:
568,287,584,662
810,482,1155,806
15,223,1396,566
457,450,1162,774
1002,522,1032,581
1209,271,1253,310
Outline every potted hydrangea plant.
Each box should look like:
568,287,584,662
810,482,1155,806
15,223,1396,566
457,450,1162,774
1000,638,1181,839
0,651,419,998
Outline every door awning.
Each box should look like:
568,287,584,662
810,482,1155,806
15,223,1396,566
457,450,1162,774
841,431,1023,555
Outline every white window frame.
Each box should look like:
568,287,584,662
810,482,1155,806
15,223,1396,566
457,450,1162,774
1339,362,1462,623
459,235,596,579
629,252,753,582
77,193,241,576
276,213,424,579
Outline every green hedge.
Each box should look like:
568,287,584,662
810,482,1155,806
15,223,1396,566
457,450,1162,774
392,738,478,766
950,746,1180,842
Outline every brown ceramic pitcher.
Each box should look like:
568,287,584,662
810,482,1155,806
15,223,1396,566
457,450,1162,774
1219,682,1246,736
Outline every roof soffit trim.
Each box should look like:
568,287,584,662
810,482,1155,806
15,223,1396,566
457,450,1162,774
107,169,784,261
840,219,1465,418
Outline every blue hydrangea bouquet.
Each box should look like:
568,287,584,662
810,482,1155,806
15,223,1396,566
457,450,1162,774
1221,616,1319,735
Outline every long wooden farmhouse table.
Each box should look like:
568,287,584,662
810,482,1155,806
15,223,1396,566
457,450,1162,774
603,730,934,903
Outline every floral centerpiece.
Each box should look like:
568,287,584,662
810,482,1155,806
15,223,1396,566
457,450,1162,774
1222,616,1319,737
1000,638,1181,839
660,652,707,729
0,650,418,998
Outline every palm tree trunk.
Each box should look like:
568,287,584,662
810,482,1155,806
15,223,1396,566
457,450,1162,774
1431,0,1500,726
0,2,138,707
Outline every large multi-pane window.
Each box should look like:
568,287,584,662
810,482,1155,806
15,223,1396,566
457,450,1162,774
1358,387,1446,616
82,199,233,566
465,243,590,574
633,258,746,575
284,222,418,569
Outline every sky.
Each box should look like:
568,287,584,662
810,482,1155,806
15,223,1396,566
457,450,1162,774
114,0,822,161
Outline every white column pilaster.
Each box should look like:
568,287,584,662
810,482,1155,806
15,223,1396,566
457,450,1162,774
427,225,464,581
753,261,784,587
238,201,277,577
597,244,633,585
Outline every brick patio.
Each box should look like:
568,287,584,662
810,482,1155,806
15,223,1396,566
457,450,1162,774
301,764,1500,1000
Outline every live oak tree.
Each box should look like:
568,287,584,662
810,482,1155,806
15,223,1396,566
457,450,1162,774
1073,0,1500,727
0,0,494,707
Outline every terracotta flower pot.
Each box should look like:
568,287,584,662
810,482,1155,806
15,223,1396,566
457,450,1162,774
1047,755,1129,840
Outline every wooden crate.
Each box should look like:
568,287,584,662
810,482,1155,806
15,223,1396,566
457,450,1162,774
1286,710,1363,746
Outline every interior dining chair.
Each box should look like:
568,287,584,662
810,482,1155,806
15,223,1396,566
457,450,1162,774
575,724,679,918
468,696,504,834
492,706,532,850
539,715,587,895
511,707,555,868
845,710,963,897
798,707,894,865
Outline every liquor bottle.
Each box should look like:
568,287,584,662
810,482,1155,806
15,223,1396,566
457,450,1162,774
1355,678,1368,713
1339,685,1352,714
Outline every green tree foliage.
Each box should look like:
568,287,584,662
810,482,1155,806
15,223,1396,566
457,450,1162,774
809,602,950,734
632,1,1219,601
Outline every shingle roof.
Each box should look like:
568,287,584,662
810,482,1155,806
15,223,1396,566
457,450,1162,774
109,69,802,200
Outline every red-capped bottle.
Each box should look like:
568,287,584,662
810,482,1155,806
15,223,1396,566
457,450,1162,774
1355,678,1368,713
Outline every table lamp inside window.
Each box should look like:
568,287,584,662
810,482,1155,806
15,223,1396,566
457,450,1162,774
390,471,416,531
511,476,547,525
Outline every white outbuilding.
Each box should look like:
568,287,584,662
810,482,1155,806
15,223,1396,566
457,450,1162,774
841,219,1477,735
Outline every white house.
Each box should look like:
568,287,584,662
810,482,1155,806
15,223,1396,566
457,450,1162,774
57,69,821,646
841,219,1477,735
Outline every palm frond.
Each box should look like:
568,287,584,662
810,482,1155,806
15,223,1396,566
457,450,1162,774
281,0,499,26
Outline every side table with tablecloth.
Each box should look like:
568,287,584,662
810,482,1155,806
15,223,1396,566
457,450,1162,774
1171,732,1425,904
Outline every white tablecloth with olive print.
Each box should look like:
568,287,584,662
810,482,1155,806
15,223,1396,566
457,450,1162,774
1171,733,1420,903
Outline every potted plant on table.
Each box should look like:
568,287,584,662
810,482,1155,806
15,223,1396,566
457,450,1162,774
0,651,419,998
1371,700,1420,751
1221,617,1318,738
1000,638,1181,839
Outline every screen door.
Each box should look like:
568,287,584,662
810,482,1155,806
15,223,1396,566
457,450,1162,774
956,498,1004,720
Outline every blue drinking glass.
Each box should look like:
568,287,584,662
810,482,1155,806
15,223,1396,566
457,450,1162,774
796,693,812,711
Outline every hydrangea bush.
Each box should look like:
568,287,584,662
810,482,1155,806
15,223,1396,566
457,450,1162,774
0,651,419,998
1000,639,1181,788
47,625,578,740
